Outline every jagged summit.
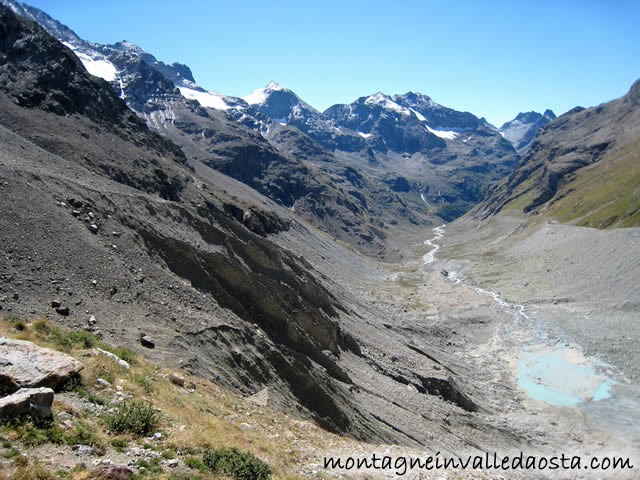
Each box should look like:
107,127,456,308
500,109,556,153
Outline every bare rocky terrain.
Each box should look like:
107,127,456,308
1,3,639,479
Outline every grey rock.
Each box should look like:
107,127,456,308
0,387,54,420
169,373,185,387
95,378,111,388
55,305,70,316
95,348,130,369
140,335,155,349
72,444,94,456
0,337,83,389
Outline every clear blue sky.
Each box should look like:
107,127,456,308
21,0,640,126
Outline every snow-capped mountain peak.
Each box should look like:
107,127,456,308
500,109,556,153
243,81,290,105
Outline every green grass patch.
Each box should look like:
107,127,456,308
97,343,138,365
184,456,208,473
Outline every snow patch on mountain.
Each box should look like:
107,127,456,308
410,108,426,122
75,52,117,81
364,93,412,116
425,125,458,140
178,87,231,110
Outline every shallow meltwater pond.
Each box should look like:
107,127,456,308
423,225,615,408
517,344,614,406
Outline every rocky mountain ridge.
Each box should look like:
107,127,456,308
2,0,533,229
500,109,556,153
475,79,640,229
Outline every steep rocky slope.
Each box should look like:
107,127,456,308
0,4,363,435
3,0,522,230
0,4,557,455
1,0,431,259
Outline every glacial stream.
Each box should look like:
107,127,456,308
422,225,630,408
423,225,640,444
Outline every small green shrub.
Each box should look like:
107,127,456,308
65,421,104,453
32,318,50,334
13,320,27,331
132,373,154,394
202,448,271,480
162,448,176,459
184,456,207,473
68,330,98,349
104,400,160,436
33,319,98,351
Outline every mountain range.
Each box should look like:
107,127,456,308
2,0,554,245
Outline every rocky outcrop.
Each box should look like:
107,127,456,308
0,337,83,391
0,387,54,420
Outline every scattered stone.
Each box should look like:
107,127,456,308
0,387,54,420
109,286,118,296
167,459,179,468
88,315,97,326
88,224,99,234
0,338,83,389
169,373,185,387
12,293,18,300
96,378,112,388
140,335,155,349
51,300,61,308
86,465,133,480
56,306,70,316
95,348,130,369
441,269,449,277
72,444,94,456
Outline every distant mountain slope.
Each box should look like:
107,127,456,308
1,0,428,258
245,87,520,218
500,110,556,153
6,0,517,226
477,79,640,229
